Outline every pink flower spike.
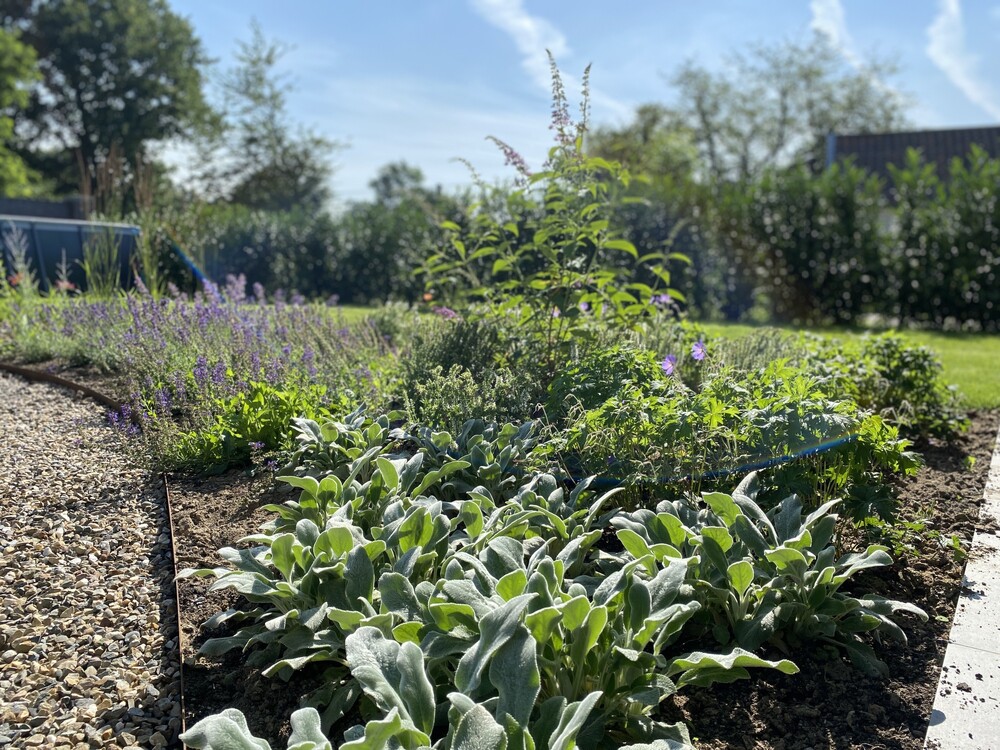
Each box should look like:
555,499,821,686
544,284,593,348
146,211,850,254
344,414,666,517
661,354,677,375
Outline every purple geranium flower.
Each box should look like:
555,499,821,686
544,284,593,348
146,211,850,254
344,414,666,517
692,339,707,361
661,354,678,376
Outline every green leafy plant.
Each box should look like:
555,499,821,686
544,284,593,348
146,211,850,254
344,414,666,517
181,707,333,750
419,56,687,377
171,381,346,471
79,227,122,297
614,473,928,675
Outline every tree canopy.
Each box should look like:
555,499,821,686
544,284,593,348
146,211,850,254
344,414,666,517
0,27,39,196
6,0,216,194
195,21,338,212
667,34,909,183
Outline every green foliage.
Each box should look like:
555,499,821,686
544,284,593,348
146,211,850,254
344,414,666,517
79,228,122,298
805,333,967,438
551,360,920,521
182,707,332,750
405,365,538,435
669,33,907,183
888,146,1000,330
420,58,686,377
184,400,928,747
11,0,217,195
195,21,337,213
172,381,346,471
615,476,927,676
0,223,40,298
396,315,541,431
333,163,468,304
718,161,885,325
546,344,662,418
0,28,41,196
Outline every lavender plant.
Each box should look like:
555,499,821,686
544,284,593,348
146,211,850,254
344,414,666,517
0,277,393,469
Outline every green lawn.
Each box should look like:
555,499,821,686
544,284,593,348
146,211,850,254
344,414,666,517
699,322,1000,410
337,305,374,325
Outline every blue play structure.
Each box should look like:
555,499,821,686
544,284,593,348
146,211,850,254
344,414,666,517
0,215,141,293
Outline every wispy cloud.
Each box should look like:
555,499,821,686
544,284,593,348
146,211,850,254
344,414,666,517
810,0,863,68
469,0,569,92
810,0,909,112
927,0,1000,120
468,0,631,121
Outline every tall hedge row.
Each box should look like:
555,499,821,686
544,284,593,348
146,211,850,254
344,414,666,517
169,147,998,330
702,147,1000,329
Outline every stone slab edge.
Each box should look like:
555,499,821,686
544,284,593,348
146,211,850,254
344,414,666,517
925,418,1000,749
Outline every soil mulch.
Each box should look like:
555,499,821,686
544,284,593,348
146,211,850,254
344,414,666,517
171,410,998,749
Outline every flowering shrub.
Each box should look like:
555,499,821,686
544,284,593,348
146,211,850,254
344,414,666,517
419,56,687,377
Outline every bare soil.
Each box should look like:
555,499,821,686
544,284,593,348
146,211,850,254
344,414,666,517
170,411,998,749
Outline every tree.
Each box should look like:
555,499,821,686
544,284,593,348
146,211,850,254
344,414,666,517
668,34,909,183
6,0,216,195
587,104,699,184
197,22,337,212
0,27,40,196
329,162,465,303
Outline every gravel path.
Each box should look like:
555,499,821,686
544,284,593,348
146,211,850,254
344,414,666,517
0,373,180,749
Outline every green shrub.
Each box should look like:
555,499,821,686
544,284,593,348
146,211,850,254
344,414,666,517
549,361,920,521
419,57,686,379
169,381,348,471
805,333,967,438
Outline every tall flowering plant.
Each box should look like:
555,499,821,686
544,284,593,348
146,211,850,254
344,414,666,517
419,56,687,377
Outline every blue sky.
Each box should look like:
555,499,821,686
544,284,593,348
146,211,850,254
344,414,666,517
166,0,1000,206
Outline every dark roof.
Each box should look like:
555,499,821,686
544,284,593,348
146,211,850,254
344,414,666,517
828,125,1000,181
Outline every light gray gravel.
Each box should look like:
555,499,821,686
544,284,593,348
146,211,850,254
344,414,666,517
0,373,180,749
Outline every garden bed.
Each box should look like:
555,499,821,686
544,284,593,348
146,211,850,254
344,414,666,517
170,411,998,749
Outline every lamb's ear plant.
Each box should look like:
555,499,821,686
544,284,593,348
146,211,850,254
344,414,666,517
181,707,332,750
613,472,927,675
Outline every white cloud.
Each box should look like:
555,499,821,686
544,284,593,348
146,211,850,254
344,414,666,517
810,0,863,67
927,0,1000,120
469,0,569,92
468,0,631,121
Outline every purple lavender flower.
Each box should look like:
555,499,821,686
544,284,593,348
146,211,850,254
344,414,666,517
291,292,305,306
432,306,458,320
249,441,265,451
225,274,248,304
155,388,171,413
692,339,707,362
253,282,266,305
202,280,223,305
193,356,209,386
661,354,678,376
133,275,150,297
302,347,317,378
211,362,228,386
326,294,340,307
579,301,590,313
